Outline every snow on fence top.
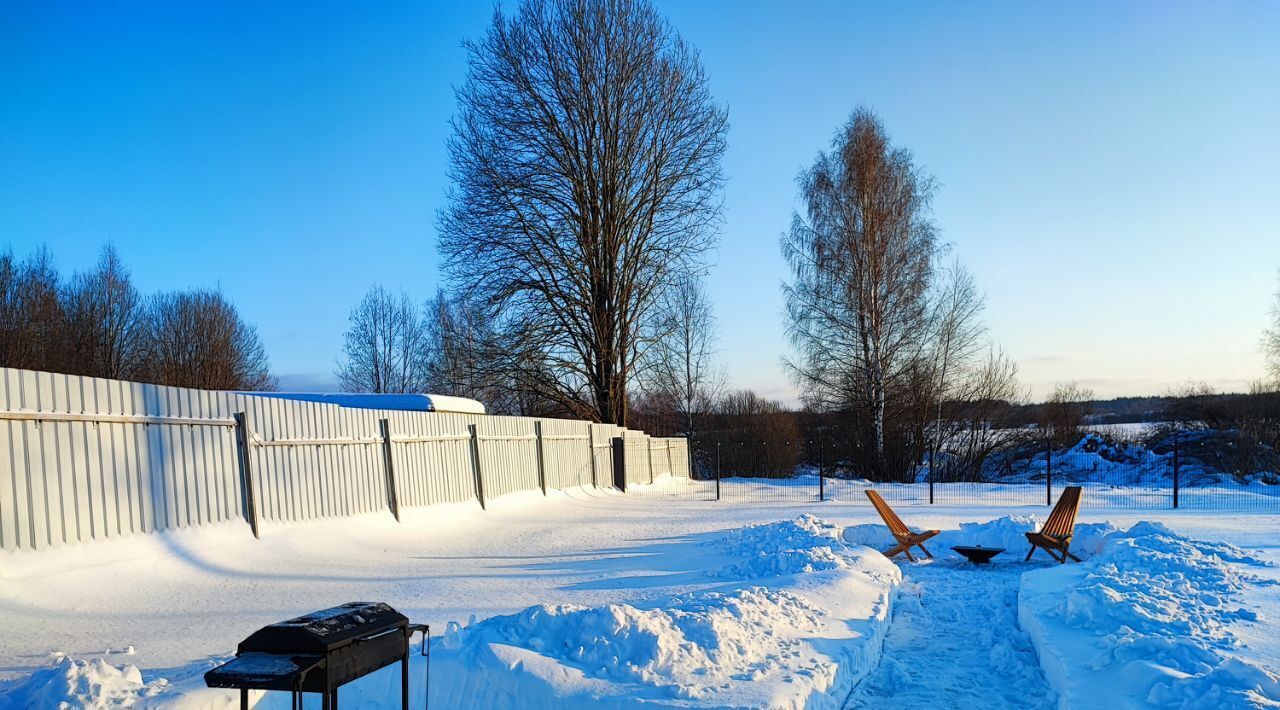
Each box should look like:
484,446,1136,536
0,367,687,552
247,391,487,415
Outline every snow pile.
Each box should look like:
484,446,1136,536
842,514,1119,562
710,513,852,578
422,515,901,709
1019,522,1279,709
437,587,826,698
0,656,168,709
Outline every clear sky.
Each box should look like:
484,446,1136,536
2,1,1277,402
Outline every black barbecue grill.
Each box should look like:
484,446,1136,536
205,602,429,710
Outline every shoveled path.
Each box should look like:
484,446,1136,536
844,557,1057,709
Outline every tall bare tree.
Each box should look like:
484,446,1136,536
139,289,274,390
62,245,144,379
336,286,430,394
642,270,724,436
782,108,937,476
439,0,728,425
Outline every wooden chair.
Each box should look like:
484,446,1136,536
1025,486,1083,563
865,490,939,562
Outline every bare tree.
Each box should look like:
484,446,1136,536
935,347,1028,481
705,390,802,478
62,245,144,379
336,286,430,394
782,107,937,477
139,289,274,390
1040,381,1094,447
642,271,724,437
928,260,987,433
1265,269,1280,387
439,0,728,425
0,247,67,373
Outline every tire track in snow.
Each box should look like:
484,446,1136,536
844,560,1056,709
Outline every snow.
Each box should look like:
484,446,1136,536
2,480,1279,709
846,560,1056,709
418,516,901,708
247,391,487,414
1019,521,1280,709
0,657,169,709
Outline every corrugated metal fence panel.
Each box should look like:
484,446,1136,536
649,438,668,478
0,368,243,551
539,418,592,490
475,416,539,499
0,367,680,551
624,434,652,487
664,438,690,478
242,396,390,524
386,410,475,508
589,423,620,488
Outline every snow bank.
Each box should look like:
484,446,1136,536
0,657,168,709
420,515,901,709
1019,522,1279,709
710,513,850,578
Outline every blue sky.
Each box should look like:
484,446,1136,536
2,1,1277,402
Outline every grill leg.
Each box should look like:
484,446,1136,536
402,656,410,710
240,688,248,710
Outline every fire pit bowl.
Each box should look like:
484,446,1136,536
951,545,1006,565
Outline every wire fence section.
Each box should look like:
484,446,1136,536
633,437,1280,510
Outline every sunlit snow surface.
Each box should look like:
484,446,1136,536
1,482,1277,708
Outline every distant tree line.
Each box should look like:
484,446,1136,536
0,245,274,391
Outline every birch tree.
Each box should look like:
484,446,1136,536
782,108,937,477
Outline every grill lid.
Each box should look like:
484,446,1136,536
237,602,408,654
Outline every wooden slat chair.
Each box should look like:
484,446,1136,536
865,490,939,562
1025,486,1084,563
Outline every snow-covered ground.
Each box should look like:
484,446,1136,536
2,480,1279,708
1021,522,1280,709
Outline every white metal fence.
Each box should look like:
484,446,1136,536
0,367,689,551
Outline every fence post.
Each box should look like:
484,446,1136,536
928,442,935,505
379,418,400,521
612,437,627,492
715,440,722,501
588,425,598,488
818,439,825,502
233,412,260,539
687,435,695,481
468,423,486,510
1172,435,1180,509
648,437,655,484
1045,438,1053,506
534,421,548,496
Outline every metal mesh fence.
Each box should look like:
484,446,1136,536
631,435,1280,511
